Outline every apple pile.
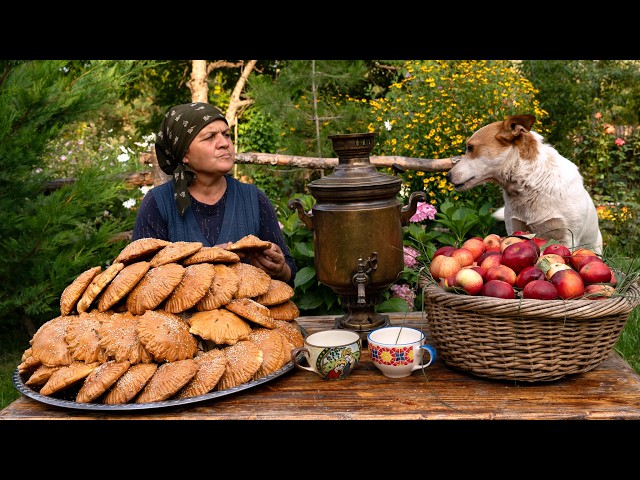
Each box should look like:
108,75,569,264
429,232,618,301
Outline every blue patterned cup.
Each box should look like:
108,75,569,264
368,326,436,378
291,330,361,380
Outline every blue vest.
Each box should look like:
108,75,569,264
152,174,260,246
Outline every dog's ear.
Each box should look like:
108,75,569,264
498,114,536,142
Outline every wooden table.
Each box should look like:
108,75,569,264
2,312,640,421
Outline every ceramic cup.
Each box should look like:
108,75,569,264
367,326,437,378
291,329,361,380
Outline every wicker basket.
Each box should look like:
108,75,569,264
421,281,640,382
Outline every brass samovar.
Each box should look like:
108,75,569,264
288,132,426,334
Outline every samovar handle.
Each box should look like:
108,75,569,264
400,191,428,226
287,198,314,230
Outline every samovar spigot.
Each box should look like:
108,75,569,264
352,254,378,304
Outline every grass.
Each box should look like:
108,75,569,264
1,328,31,411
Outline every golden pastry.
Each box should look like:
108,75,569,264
97,261,151,312
65,311,109,363
60,266,102,316
266,300,300,321
39,361,100,396
126,263,185,315
247,328,288,379
188,308,252,346
182,246,240,265
25,364,61,387
76,360,131,403
225,297,277,329
229,262,271,298
97,311,153,364
195,264,240,311
163,263,216,314
253,279,295,306
217,340,263,391
149,241,203,267
76,263,125,313
225,234,272,252
114,237,170,264
175,349,227,399
136,309,198,363
30,315,74,367
103,362,158,404
135,359,199,403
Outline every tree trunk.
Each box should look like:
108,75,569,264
189,60,209,102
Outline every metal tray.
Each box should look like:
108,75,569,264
13,359,297,412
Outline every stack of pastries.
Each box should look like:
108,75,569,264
17,235,304,405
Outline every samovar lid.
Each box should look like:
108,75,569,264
308,132,402,202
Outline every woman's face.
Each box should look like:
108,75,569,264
183,119,235,175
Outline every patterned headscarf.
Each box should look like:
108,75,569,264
155,102,228,216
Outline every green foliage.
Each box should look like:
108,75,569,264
0,168,134,329
247,60,396,158
430,200,504,247
566,113,640,256
0,60,153,334
520,60,640,155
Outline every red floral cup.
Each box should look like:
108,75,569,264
368,326,437,378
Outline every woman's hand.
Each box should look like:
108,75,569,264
244,244,291,282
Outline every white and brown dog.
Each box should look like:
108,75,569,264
446,114,603,254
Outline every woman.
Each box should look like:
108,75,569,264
132,102,296,285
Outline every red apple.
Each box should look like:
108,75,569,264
572,254,601,272
579,260,612,284
515,265,546,289
467,265,487,281
570,248,598,270
610,269,618,286
550,269,585,299
501,241,539,273
543,243,571,259
450,247,475,267
430,254,462,281
483,233,502,252
480,252,503,270
532,237,549,250
500,236,526,253
432,245,455,259
525,239,541,256
480,279,515,299
485,264,517,286
454,268,484,295
512,230,531,236
523,279,559,300
479,250,501,264
462,237,486,262
584,284,616,300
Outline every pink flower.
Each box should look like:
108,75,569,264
604,124,616,135
403,246,420,268
594,112,602,119
410,202,437,223
615,137,626,147
390,284,416,310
